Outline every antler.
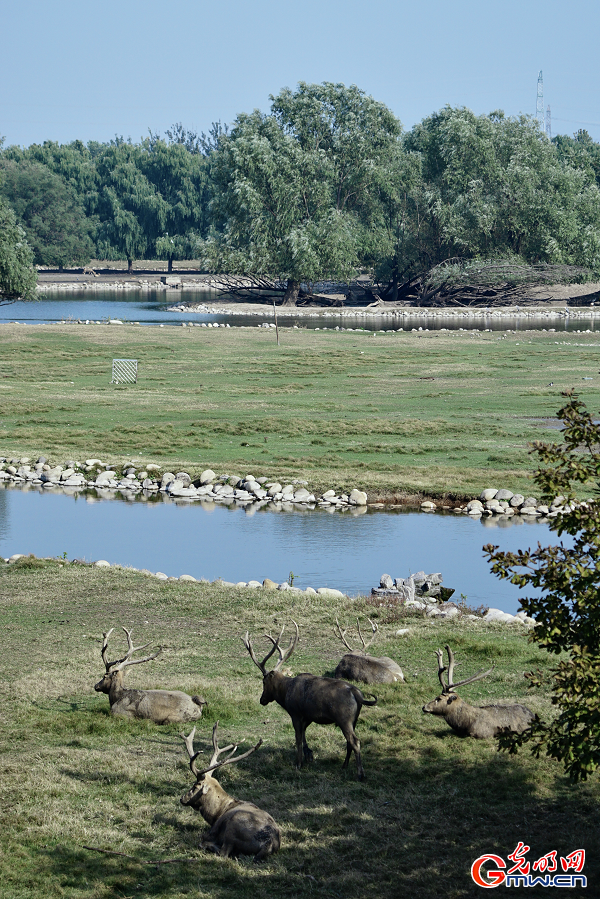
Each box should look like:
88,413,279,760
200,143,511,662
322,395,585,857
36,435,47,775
334,619,354,652
263,620,299,671
334,618,378,653
243,621,299,673
356,618,378,652
101,627,161,672
435,645,494,694
181,722,263,780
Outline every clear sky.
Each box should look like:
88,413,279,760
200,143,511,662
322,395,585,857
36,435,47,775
1,0,598,148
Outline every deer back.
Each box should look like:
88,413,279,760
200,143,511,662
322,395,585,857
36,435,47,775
282,673,375,724
334,652,404,684
110,687,206,724
207,801,281,860
423,693,534,739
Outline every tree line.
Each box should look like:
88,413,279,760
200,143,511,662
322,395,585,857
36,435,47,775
2,81,600,303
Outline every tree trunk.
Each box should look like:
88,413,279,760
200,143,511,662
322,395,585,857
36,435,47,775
282,279,300,306
168,256,173,274
127,258,133,274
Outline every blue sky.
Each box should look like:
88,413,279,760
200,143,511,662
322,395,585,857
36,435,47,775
1,0,599,147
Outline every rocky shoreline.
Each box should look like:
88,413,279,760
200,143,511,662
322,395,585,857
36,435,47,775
0,455,573,525
1,550,533,629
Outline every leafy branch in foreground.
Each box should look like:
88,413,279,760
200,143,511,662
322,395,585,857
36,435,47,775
484,392,600,781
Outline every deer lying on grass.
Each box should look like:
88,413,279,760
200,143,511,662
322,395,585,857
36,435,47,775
94,627,207,724
243,622,377,780
422,645,535,739
180,722,280,861
334,618,404,684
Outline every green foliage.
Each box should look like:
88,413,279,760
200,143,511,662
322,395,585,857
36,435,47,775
0,158,95,267
485,393,600,781
0,197,37,302
202,83,402,295
402,107,600,276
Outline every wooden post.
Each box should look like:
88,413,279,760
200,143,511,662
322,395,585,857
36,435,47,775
273,299,279,346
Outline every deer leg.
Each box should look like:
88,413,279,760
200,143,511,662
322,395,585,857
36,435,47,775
302,730,314,763
201,838,221,855
341,726,364,780
293,720,306,768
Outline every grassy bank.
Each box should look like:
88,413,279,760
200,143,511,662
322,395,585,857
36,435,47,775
1,558,598,898
1,323,599,496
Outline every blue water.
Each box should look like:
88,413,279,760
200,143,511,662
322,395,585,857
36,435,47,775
1,289,597,331
0,484,549,614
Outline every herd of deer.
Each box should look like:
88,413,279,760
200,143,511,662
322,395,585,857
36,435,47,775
94,621,535,862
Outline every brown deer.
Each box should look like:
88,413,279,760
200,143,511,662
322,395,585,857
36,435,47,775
243,622,377,780
422,645,535,739
334,618,404,684
180,722,280,861
94,627,207,724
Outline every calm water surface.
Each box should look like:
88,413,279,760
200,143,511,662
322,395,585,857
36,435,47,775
0,485,550,614
1,290,597,331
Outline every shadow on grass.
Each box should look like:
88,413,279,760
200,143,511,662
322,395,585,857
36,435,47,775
38,748,600,899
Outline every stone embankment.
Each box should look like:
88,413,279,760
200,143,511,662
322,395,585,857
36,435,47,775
420,487,578,523
0,456,579,524
0,456,369,512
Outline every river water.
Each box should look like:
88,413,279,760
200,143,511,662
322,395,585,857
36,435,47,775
1,289,598,331
1,288,565,613
0,483,549,614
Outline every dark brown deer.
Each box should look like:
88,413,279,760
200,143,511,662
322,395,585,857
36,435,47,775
422,645,535,739
334,618,404,684
94,627,207,724
243,622,377,780
180,722,280,861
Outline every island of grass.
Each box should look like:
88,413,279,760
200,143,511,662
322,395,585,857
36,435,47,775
1,321,599,499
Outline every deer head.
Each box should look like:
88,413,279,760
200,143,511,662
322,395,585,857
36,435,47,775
94,627,161,694
334,617,378,655
242,621,299,704
180,721,262,818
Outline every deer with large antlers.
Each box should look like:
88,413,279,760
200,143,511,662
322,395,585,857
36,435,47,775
94,627,207,724
243,622,377,780
334,618,404,684
180,722,280,861
422,645,535,739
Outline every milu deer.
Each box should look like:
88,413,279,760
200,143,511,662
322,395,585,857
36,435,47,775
94,627,207,724
180,722,280,861
334,618,404,684
422,645,535,739
243,622,377,780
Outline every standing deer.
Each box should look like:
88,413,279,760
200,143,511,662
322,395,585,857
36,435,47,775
243,622,377,780
180,722,280,861
334,618,404,684
94,627,207,724
422,644,535,739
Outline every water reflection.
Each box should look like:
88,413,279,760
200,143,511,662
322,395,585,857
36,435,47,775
0,482,551,614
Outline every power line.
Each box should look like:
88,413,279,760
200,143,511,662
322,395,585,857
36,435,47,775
552,117,600,128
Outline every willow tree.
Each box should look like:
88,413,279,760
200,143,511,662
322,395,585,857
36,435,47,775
0,197,37,303
204,82,402,304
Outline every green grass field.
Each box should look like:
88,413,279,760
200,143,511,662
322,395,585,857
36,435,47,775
1,559,598,899
1,322,599,497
